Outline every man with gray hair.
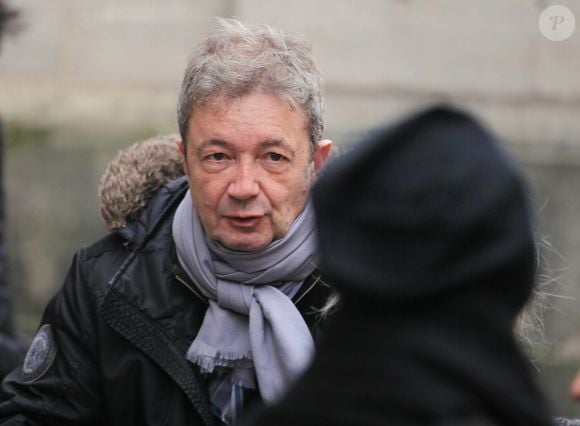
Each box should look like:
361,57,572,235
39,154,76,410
0,18,333,425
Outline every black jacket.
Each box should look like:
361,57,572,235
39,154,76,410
0,177,333,425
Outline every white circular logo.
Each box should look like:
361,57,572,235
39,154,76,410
539,5,576,41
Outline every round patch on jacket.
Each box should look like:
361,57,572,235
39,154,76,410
20,324,58,383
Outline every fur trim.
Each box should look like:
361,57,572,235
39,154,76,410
98,134,185,230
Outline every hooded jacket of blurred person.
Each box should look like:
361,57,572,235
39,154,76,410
0,18,335,425
0,0,26,380
244,105,552,425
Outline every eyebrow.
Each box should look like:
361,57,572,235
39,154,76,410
260,139,295,156
195,139,230,157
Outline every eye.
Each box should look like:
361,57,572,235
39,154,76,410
261,151,290,172
207,152,227,161
266,152,285,162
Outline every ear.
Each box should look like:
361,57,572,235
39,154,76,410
176,139,189,175
313,139,333,174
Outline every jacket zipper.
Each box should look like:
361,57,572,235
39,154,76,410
293,274,321,306
174,273,207,303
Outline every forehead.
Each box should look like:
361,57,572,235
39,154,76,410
187,93,309,146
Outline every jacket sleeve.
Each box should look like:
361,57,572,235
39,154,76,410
0,249,106,425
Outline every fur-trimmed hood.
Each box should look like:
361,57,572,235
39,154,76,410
98,134,184,231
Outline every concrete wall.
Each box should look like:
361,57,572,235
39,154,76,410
2,1,580,149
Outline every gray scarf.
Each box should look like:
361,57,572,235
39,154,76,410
172,190,317,404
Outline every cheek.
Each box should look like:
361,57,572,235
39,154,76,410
188,175,221,210
274,170,312,214
305,162,316,187
292,165,315,199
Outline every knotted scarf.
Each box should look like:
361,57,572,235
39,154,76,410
172,190,317,405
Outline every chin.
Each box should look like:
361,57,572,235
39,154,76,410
220,237,272,252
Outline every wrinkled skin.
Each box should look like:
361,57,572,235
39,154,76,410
179,92,332,252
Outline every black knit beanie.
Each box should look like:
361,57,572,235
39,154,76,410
314,105,536,312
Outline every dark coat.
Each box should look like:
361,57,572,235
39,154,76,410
246,106,551,425
0,177,333,425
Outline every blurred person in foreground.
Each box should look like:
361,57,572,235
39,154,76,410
0,0,26,380
0,19,333,425
244,105,552,425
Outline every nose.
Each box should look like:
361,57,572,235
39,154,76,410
227,161,260,201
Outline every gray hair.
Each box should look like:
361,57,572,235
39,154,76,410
516,230,563,360
177,18,324,153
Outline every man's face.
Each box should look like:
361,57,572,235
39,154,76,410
180,92,331,252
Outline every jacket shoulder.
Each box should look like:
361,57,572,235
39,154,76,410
82,232,128,260
77,175,187,267
119,176,188,246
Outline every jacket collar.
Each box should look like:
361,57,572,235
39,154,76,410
101,176,216,425
117,176,189,247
